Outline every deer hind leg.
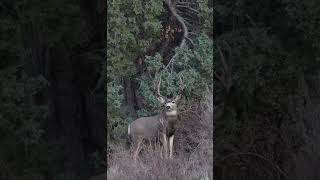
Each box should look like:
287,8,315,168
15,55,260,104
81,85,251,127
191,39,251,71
169,135,174,159
133,140,142,162
157,140,163,159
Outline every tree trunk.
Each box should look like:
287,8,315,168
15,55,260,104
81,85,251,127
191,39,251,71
123,78,138,118
21,0,106,179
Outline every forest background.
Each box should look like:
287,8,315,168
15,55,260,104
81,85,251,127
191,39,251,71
1,0,320,180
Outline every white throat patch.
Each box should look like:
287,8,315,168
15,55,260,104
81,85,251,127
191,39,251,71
166,110,177,116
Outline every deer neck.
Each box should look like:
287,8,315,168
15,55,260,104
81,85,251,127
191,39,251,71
165,110,177,116
159,111,178,122
163,110,178,122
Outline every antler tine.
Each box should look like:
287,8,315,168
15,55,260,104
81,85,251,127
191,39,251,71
156,75,162,97
178,75,184,94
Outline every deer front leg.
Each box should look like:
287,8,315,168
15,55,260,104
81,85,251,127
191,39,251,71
160,145,163,158
169,135,174,159
162,133,168,158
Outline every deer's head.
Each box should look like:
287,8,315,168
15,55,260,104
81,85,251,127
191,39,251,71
155,75,184,114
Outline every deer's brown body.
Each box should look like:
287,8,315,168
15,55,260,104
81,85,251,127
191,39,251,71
129,115,163,141
129,112,177,139
128,76,183,161
128,108,179,160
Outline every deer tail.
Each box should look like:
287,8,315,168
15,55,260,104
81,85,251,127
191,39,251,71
126,124,132,149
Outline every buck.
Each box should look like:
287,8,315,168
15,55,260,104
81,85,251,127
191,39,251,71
128,76,184,161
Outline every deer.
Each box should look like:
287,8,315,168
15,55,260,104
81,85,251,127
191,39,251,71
127,76,184,162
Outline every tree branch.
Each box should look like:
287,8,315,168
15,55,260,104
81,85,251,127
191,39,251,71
176,5,200,14
176,1,197,6
213,45,231,94
164,0,188,48
164,0,190,70
185,36,195,47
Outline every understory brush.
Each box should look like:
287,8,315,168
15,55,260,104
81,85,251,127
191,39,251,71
107,90,213,180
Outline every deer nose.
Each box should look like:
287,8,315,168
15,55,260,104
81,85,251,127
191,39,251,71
166,106,170,109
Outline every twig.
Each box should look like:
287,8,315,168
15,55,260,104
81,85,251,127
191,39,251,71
217,45,228,74
177,1,198,6
176,5,200,14
165,53,178,70
185,36,195,47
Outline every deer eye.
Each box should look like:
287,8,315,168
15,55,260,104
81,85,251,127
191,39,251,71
172,101,175,104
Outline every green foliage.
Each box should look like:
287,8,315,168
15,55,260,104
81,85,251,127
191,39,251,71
106,0,214,145
107,0,163,77
107,0,165,140
284,0,320,48
198,0,214,33
0,67,49,179
214,0,320,179
136,34,213,115
107,82,123,114
0,0,88,178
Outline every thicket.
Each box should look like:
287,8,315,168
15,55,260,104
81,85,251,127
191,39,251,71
214,0,320,179
107,90,213,180
1,1,105,179
107,0,213,141
106,0,213,179
0,1,51,178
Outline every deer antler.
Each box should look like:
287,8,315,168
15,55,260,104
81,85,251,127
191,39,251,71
154,75,165,103
178,75,184,95
173,75,184,101
156,75,162,97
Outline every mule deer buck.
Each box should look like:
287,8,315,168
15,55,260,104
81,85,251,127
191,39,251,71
128,76,184,161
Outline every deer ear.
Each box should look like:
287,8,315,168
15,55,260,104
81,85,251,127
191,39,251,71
157,96,165,103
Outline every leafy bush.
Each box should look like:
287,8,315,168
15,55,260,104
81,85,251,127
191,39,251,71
0,66,49,179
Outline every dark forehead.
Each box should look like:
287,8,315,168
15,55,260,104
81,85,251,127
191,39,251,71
165,97,174,102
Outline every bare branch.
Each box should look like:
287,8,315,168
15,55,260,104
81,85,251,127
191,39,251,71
167,0,188,47
188,31,197,35
176,1,198,6
213,45,231,94
213,72,224,85
217,45,228,74
185,36,195,47
176,5,200,14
